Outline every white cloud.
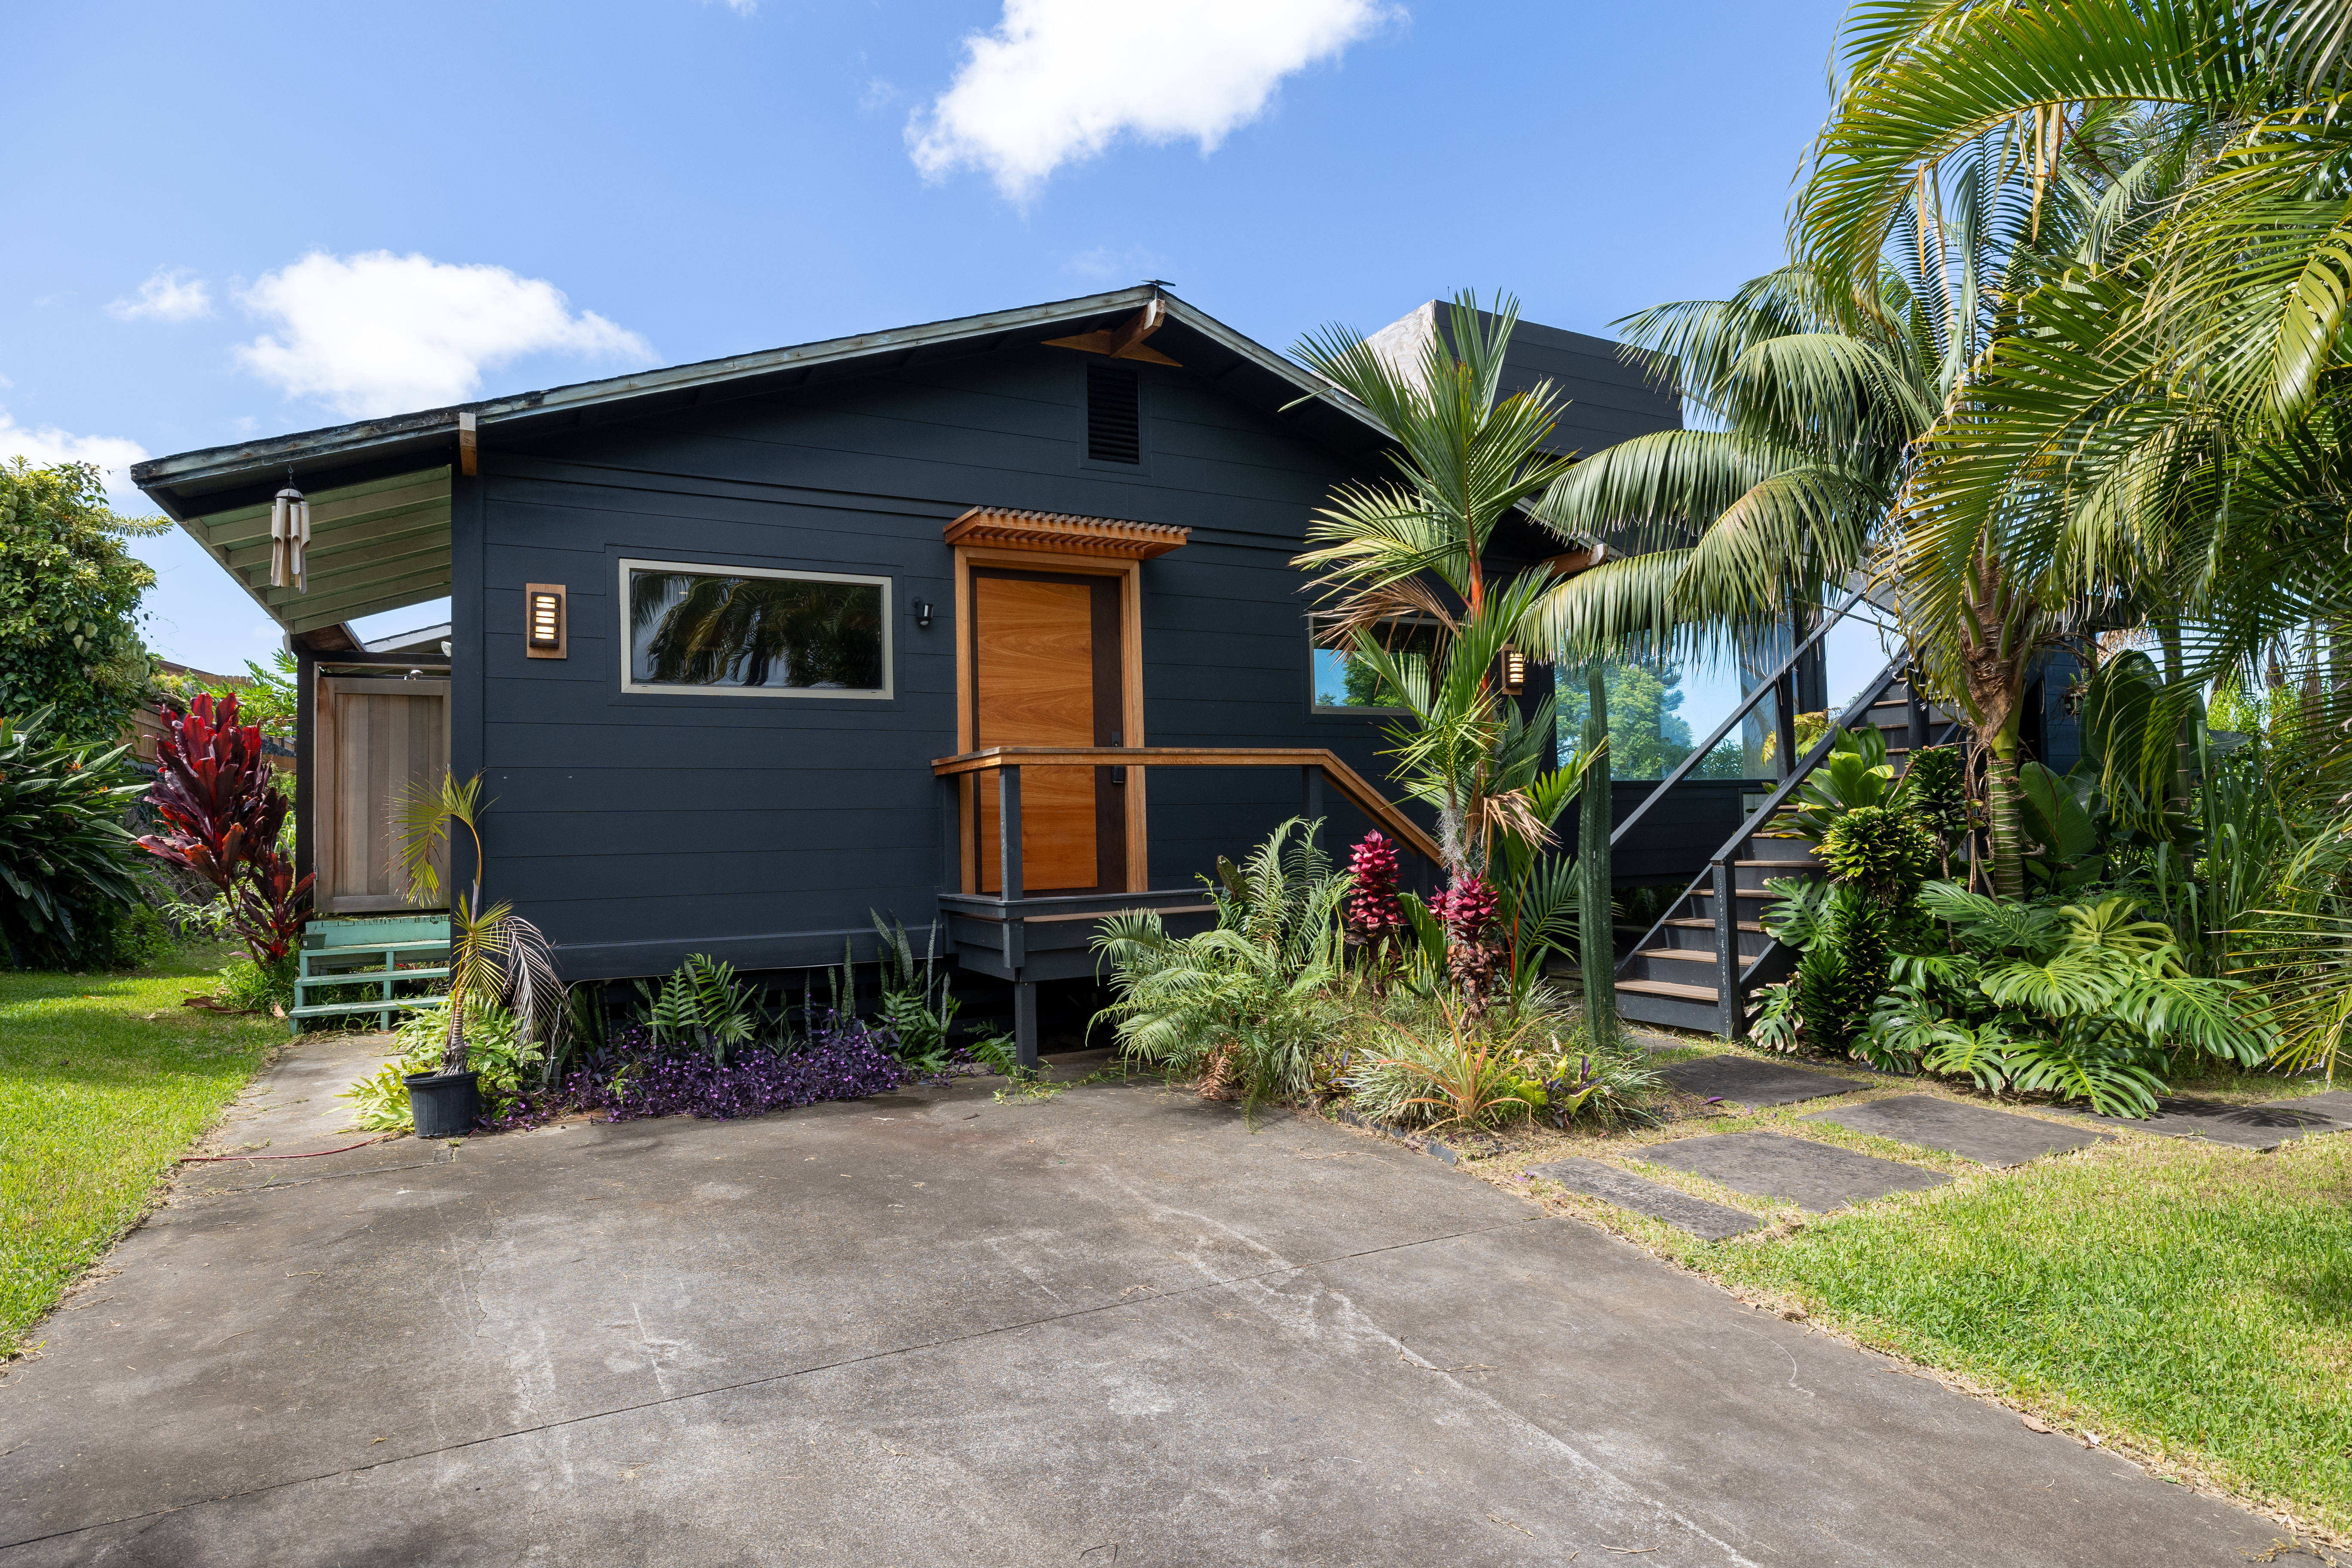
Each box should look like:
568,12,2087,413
0,410,150,503
233,251,655,420
718,0,756,12
107,266,214,323
908,0,1392,201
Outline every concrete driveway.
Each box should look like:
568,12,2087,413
1,1043,2300,1566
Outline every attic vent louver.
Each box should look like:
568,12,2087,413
1086,364,1141,464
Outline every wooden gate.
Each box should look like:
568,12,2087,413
315,675,449,913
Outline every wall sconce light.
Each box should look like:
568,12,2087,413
1499,644,1527,696
913,599,935,631
525,583,567,659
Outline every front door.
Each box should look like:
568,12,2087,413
970,569,1124,894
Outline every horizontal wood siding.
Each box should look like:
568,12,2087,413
464,342,1662,979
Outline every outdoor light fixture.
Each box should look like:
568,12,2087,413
913,598,935,630
525,583,567,659
1499,644,1527,695
269,475,311,593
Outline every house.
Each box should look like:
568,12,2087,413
132,285,1688,1057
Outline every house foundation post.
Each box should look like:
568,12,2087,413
1013,980,1038,1071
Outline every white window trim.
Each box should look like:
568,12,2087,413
1309,612,1434,716
618,557,894,700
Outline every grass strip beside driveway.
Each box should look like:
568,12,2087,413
2,946,276,1356
1703,1134,2352,1535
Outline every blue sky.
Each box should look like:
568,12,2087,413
3,0,1867,719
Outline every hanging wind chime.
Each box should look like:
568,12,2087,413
269,472,311,593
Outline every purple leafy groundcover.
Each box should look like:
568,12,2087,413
488,1015,909,1130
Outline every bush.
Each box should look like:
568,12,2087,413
497,1014,906,1127
1093,818,1349,1111
0,460,161,745
106,903,174,968
0,707,151,968
1818,805,1938,903
340,999,533,1132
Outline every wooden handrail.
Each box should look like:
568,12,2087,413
930,745,1445,867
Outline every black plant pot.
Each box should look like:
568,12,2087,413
404,1070,481,1139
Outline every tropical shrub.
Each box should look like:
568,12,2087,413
1093,817,1350,1112
1863,886,2270,1118
1756,880,1897,1054
0,707,150,967
0,460,161,745
343,999,534,1131
135,692,313,975
1522,1038,1663,1130
1348,998,1535,1132
640,952,760,1065
1780,726,1898,844
1817,805,1938,903
491,1015,907,1127
869,913,960,1070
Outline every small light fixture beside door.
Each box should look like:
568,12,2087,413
525,583,567,659
1499,644,1527,695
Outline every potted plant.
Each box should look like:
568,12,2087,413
394,772,566,1137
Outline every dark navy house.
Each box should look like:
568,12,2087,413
133,286,1681,1054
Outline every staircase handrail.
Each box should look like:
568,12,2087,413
1611,652,1913,995
1605,585,1874,851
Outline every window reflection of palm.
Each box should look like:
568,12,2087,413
630,573,882,690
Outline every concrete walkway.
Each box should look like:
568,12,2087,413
0,1045,2301,1566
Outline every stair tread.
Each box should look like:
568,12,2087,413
1638,946,1716,962
1735,859,1819,868
1617,979,1719,1001
1665,918,1764,932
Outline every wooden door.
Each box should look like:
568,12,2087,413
971,570,1124,894
316,676,450,913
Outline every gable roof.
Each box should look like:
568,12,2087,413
130,285,1403,637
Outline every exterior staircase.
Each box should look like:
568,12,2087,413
1611,663,1962,1038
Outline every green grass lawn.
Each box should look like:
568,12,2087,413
1703,1134,2352,1534
1,944,276,1356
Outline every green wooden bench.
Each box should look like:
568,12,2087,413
290,915,451,1035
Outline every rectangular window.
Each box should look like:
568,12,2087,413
1087,364,1141,464
1310,616,1440,713
620,559,891,698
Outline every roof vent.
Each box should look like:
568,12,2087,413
1086,364,1141,465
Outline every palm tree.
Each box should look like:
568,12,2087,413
394,772,566,1078
1289,291,1577,882
1787,0,2352,891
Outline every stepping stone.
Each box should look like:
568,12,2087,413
1525,1156,1761,1240
1654,1054,1860,1109
1799,1095,2108,1167
2058,1095,2350,1152
1642,1131,1948,1213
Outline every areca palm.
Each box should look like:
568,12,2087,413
1290,292,1575,881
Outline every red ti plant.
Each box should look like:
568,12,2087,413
137,692,313,968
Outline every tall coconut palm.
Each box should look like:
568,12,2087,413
1790,0,2352,892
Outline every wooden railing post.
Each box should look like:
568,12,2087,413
997,764,1023,903
938,772,961,893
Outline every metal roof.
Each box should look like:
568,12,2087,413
132,285,1383,637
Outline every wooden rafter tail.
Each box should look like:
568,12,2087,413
1042,299,1181,366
